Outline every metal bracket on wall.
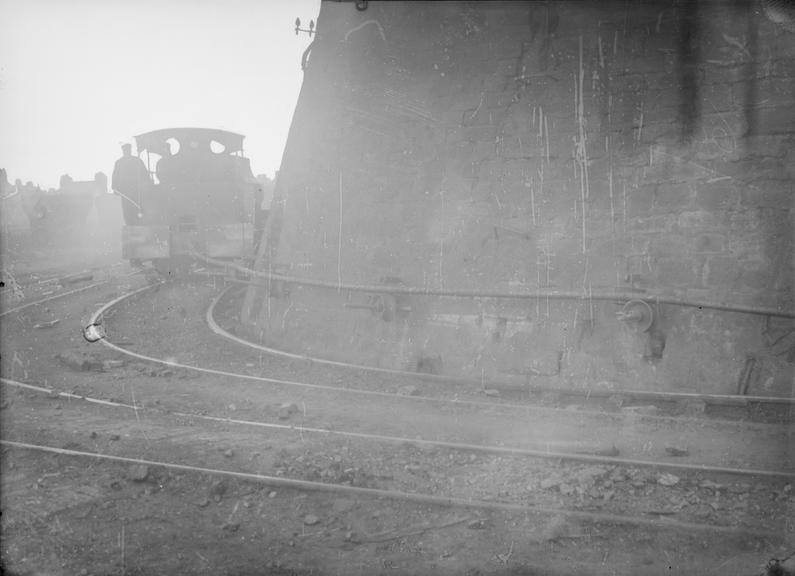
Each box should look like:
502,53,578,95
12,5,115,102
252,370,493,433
294,18,315,37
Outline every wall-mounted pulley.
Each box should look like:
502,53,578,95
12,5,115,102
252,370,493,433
616,299,653,332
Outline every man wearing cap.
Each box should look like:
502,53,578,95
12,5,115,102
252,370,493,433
112,143,150,225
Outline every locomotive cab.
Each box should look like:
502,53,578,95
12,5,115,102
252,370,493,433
121,127,260,268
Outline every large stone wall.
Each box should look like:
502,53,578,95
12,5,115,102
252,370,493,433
242,1,794,396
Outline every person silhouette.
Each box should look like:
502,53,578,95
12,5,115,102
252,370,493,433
111,143,150,224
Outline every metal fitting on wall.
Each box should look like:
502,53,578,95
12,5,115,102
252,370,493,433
616,299,654,333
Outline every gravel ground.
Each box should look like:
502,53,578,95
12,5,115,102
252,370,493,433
2,268,793,576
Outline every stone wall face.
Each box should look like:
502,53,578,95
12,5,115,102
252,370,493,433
243,1,794,395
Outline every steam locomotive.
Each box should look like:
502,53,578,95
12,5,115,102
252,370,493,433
117,127,263,272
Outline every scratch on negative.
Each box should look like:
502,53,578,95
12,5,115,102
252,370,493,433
343,20,387,45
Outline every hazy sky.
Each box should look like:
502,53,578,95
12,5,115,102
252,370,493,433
0,0,320,188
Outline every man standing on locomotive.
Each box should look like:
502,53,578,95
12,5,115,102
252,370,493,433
111,143,149,225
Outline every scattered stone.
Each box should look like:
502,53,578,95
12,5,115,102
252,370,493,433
658,473,680,487
609,470,628,482
540,477,562,490
559,483,575,496
466,518,489,530
728,483,750,495
55,351,104,372
110,480,122,491
345,531,355,542
590,445,620,457
278,403,299,420
222,521,240,532
109,434,121,441
700,480,724,491
607,394,625,409
90,431,98,439
79,569,89,576
210,480,227,497
54,403,62,410
397,385,421,396
332,498,355,513
682,399,707,416
267,491,276,499
127,464,149,482
621,405,660,416
665,446,689,457
541,515,570,542
223,449,235,459
482,388,500,397
573,466,609,484
303,514,320,526
197,498,210,508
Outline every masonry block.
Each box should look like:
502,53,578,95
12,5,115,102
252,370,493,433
741,180,794,210
626,185,655,217
694,181,740,211
243,0,794,395
677,210,721,230
653,183,693,212
704,256,742,287
653,257,695,288
692,233,727,255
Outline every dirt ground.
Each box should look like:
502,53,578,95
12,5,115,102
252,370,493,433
1,265,793,576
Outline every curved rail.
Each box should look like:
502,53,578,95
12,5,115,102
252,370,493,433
195,254,795,318
208,285,795,408
2,278,789,540
1,263,141,319
80,284,795,478
0,280,110,318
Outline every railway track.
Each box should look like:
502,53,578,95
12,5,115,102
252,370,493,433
2,270,793,575
210,284,795,424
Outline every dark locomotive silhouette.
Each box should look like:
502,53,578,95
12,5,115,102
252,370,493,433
114,127,262,272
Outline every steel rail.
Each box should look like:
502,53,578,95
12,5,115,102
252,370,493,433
87,282,794,436
0,263,140,319
0,280,110,318
195,253,795,318
3,376,793,480
0,438,783,538
208,285,795,408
